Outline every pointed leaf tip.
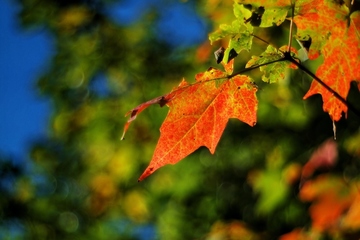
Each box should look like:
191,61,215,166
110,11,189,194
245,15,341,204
121,95,171,140
138,166,157,182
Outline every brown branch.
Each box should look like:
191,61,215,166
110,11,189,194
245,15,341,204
284,53,360,118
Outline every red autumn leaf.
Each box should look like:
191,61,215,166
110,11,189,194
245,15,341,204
300,138,338,185
295,2,360,121
134,60,257,181
238,0,360,121
299,175,355,233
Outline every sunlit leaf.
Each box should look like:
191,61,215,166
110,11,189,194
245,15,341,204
135,60,257,180
298,3,360,121
246,45,297,83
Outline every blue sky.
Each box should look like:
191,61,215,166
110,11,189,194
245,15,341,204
0,0,207,163
0,1,52,162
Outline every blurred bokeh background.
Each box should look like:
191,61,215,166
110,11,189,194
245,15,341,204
1,0,360,239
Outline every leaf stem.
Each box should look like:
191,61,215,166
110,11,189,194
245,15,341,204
287,2,295,52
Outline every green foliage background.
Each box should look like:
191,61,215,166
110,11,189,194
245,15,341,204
1,0,360,239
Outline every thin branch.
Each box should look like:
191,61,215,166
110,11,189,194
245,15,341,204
286,56,360,118
251,34,284,54
251,34,272,46
287,2,295,52
227,57,286,79
141,56,288,102
167,56,288,93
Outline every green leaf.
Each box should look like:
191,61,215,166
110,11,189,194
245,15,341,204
235,1,290,27
252,170,289,214
209,4,254,63
227,27,253,58
261,7,288,27
209,21,242,44
246,45,297,83
233,2,253,20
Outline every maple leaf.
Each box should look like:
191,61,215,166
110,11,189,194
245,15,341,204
133,60,258,181
293,0,348,60
300,138,338,186
209,3,254,63
235,0,290,27
299,174,356,233
236,0,290,8
246,45,298,83
296,2,360,121
235,0,360,121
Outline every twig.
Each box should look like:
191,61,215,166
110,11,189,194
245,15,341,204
287,2,295,52
251,34,272,46
226,57,287,79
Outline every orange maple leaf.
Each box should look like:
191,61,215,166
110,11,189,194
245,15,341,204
295,1,360,121
299,174,356,233
124,60,258,181
300,138,338,186
238,0,360,121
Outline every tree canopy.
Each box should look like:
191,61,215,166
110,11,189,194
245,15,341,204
1,0,360,239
